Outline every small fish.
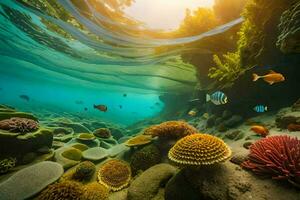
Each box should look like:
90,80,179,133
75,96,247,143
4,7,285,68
202,112,210,119
206,91,228,105
119,105,123,109
19,94,30,101
252,70,285,85
253,105,268,113
155,102,160,106
188,109,197,117
250,125,269,137
93,104,107,112
75,100,84,105
123,94,127,97
84,107,88,111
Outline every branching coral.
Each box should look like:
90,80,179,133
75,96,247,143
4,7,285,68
0,157,16,174
168,133,232,166
125,135,152,147
93,128,111,138
98,159,131,191
81,182,109,200
72,161,96,181
242,135,300,187
144,121,197,139
0,117,39,133
37,181,83,200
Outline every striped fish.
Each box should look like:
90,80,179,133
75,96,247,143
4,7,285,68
206,91,228,105
253,105,268,113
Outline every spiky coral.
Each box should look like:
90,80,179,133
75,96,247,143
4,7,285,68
125,135,152,147
37,181,83,200
93,128,111,138
242,135,300,187
0,157,16,174
168,133,232,166
0,117,39,133
144,121,197,139
81,182,109,200
72,161,96,181
98,159,131,191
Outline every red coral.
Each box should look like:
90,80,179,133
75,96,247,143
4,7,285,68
0,117,39,133
242,135,300,187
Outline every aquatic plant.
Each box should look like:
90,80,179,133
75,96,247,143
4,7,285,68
97,159,131,191
168,133,232,166
125,135,152,147
144,121,197,139
130,144,161,175
0,117,39,133
72,161,96,181
61,148,82,161
93,128,112,138
81,182,109,200
0,157,16,174
38,181,83,200
242,135,300,187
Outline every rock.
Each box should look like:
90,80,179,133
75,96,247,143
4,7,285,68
108,144,130,157
82,147,108,161
128,164,177,200
37,146,51,154
61,148,82,161
118,136,132,144
102,137,118,145
0,111,37,121
230,152,249,165
100,140,114,149
217,123,229,132
276,108,300,129
215,117,224,126
67,138,100,148
110,127,124,140
0,161,63,200
291,99,300,112
206,115,216,128
243,141,253,149
54,147,81,169
222,110,233,120
52,141,65,149
224,115,243,128
109,188,128,200
21,152,37,164
69,143,89,151
225,130,245,141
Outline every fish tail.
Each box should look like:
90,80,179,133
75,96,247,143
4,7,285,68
206,94,211,102
252,73,260,82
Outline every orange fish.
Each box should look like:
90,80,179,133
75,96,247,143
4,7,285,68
93,104,107,112
250,125,269,137
252,70,285,85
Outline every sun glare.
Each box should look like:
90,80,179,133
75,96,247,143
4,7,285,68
124,0,215,30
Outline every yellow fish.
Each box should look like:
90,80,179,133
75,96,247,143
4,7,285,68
252,70,285,85
188,109,197,117
202,112,209,119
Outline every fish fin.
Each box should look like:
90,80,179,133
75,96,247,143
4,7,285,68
269,70,276,74
268,81,274,85
252,73,260,82
265,106,268,111
206,94,210,102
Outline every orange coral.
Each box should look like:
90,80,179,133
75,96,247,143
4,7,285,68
168,133,232,166
97,159,131,191
125,135,152,147
144,121,197,139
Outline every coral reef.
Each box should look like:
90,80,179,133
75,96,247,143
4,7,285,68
61,148,82,161
242,135,300,187
168,133,232,166
77,133,96,141
130,144,161,175
72,161,96,181
38,181,83,200
81,182,109,200
0,157,16,174
82,147,108,161
0,117,39,133
93,128,111,138
98,159,131,191
125,135,152,147
144,121,197,139
54,147,81,169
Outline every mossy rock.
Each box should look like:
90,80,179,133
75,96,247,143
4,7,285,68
61,148,82,161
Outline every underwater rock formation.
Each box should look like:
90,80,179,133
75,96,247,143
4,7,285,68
276,107,300,129
54,147,82,169
93,128,111,138
82,147,108,161
0,117,39,133
242,135,300,188
0,161,63,200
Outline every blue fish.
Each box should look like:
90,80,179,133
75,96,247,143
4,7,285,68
254,105,268,113
206,91,228,105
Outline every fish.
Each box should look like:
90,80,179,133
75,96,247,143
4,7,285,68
155,102,160,106
206,91,228,105
250,125,269,137
84,107,88,111
188,109,197,117
202,112,210,119
19,94,30,101
75,100,84,105
123,93,127,97
189,99,201,103
93,104,108,112
119,105,123,109
252,70,285,85
253,105,268,113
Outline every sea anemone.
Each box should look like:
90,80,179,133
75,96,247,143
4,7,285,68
144,121,197,139
81,182,109,200
0,157,16,174
93,128,111,138
72,161,96,181
0,117,39,133
242,135,300,187
168,133,232,166
37,181,83,200
125,135,152,147
97,159,131,191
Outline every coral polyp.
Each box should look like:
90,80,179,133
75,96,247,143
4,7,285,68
0,117,39,133
168,133,232,166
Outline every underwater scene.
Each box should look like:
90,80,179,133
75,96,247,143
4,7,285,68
0,0,300,199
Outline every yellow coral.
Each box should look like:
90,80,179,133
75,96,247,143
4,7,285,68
168,133,232,166
125,135,152,147
143,121,197,139
81,182,109,200
97,159,131,191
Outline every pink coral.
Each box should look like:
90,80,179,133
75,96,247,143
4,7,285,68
242,135,300,187
0,117,39,133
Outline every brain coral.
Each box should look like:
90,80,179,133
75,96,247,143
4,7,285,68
98,159,131,191
72,161,96,181
0,157,16,174
168,134,232,166
144,121,197,139
37,181,83,200
93,128,111,138
81,182,109,200
0,117,39,133
242,135,300,187
125,135,152,147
